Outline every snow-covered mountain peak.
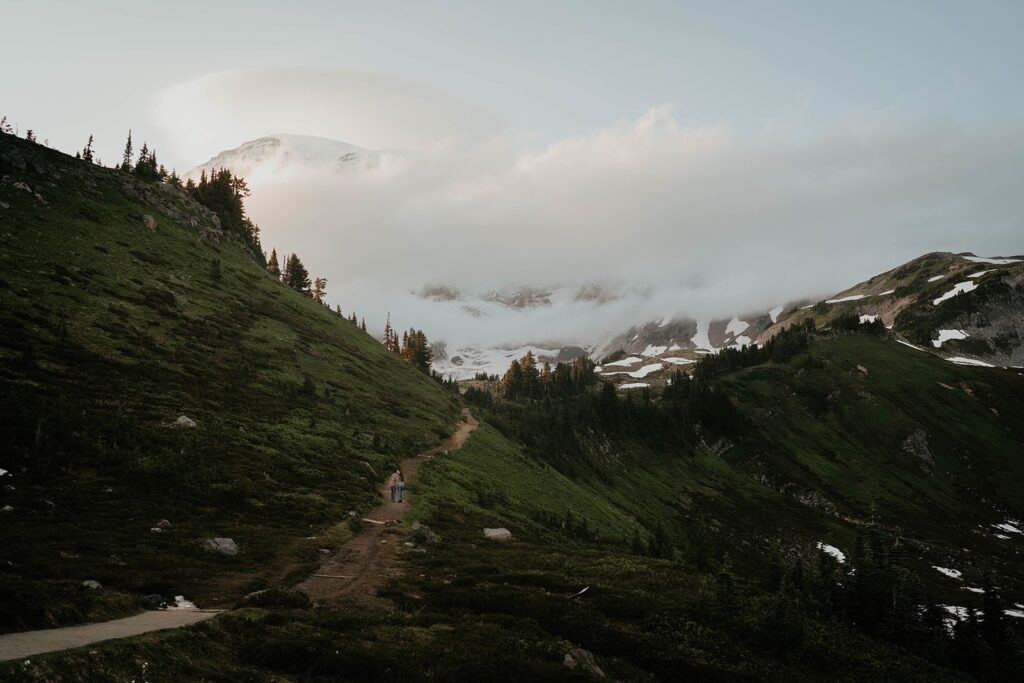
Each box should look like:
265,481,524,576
185,134,395,180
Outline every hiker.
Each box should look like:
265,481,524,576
388,469,399,502
396,469,405,503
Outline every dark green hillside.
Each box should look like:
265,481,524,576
0,133,459,629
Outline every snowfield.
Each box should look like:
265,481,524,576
640,344,668,357
628,363,665,379
968,269,995,278
932,329,968,348
933,281,977,305
769,305,784,323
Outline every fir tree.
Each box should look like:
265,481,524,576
25,129,36,142
282,253,311,293
121,130,133,171
266,249,281,279
82,134,95,163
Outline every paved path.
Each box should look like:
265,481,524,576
0,610,222,662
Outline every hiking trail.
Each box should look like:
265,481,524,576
0,409,477,662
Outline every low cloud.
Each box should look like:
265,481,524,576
158,72,1024,348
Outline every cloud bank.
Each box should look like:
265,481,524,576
156,71,1024,348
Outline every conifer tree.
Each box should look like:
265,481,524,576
25,129,36,142
282,253,311,293
311,277,327,303
121,130,133,171
82,134,95,163
266,249,281,279
360,318,367,332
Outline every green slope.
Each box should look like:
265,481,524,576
0,133,459,630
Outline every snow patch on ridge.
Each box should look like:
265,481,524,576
933,281,978,305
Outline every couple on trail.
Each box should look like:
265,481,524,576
388,469,404,503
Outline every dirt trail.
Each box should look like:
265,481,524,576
0,409,477,662
295,408,477,608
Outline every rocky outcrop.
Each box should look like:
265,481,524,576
202,537,239,556
483,527,512,542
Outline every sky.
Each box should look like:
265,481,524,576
4,1,1024,347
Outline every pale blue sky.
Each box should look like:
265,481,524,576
4,0,1023,166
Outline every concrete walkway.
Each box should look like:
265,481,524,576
0,610,222,662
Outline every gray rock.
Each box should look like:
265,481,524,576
168,415,197,429
563,648,605,678
142,594,164,609
1,505,12,513
407,521,440,545
81,580,102,590
202,537,239,556
157,519,172,529
483,527,513,542
143,214,157,231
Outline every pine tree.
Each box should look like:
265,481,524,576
282,254,311,293
82,134,95,163
383,313,395,350
311,276,327,303
25,129,36,142
360,318,367,332
121,130,133,171
267,249,281,279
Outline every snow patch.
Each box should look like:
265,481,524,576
826,294,866,304
875,289,896,296
896,339,925,352
927,275,945,282
663,357,696,365
932,329,968,348
993,521,1023,535
726,317,750,336
962,255,1022,265
962,587,986,594
1005,609,1024,619
618,382,649,390
947,357,995,368
691,320,718,352
605,356,644,367
859,314,877,324
816,542,846,563
968,269,995,278
165,595,198,610
933,566,963,580
640,344,668,357
627,363,665,379
933,281,978,305
769,305,784,323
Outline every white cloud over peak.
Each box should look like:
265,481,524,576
162,71,1024,348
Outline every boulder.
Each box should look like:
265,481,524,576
142,214,157,231
483,527,513,542
81,580,102,590
141,594,164,609
563,648,605,678
202,537,239,556
167,415,197,429
157,519,172,529
407,520,440,545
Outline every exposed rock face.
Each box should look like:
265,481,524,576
483,527,513,542
563,648,605,677
902,428,935,473
202,537,239,556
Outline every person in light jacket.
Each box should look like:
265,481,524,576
388,470,399,502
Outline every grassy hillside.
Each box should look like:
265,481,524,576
0,133,459,630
